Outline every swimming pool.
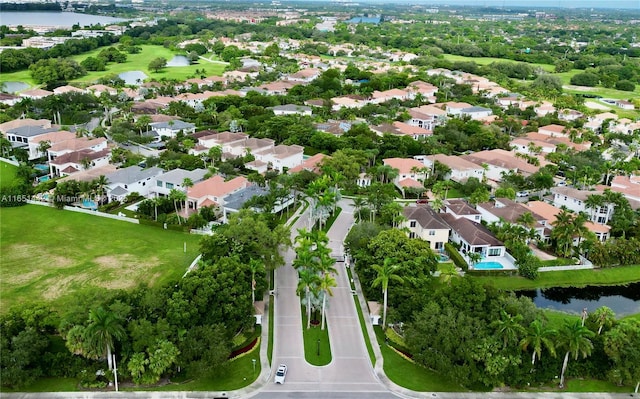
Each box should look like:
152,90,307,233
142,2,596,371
82,199,97,209
474,261,504,270
37,175,50,183
438,254,450,262
34,164,49,172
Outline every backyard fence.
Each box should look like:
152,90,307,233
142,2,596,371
26,200,140,224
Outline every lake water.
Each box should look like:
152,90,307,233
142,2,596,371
516,282,640,317
0,11,126,27
118,70,147,85
167,55,190,67
1,81,30,93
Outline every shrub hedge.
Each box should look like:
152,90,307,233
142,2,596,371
445,243,468,272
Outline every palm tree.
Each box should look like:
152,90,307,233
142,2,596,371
85,307,126,371
584,194,605,223
293,249,317,272
169,188,186,225
319,272,337,330
248,259,264,304
558,320,595,388
94,175,109,205
80,157,92,171
297,268,320,329
352,197,367,222
372,258,404,329
37,140,51,160
520,319,557,365
439,264,459,286
182,177,194,192
551,209,576,258
589,306,616,335
492,310,526,348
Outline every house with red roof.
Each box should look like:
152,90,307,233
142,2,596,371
383,157,427,196
186,175,250,212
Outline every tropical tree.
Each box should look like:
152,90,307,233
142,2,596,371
371,257,404,329
319,272,337,330
588,306,616,335
85,307,126,371
520,319,557,365
603,319,640,393
352,197,367,222
208,146,222,168
94,175,109,204
492,310,526,348
558,320,595,388
248,259,264,304
37,140,51,160
297,268,320,329
551,209,577,257
169,188,187,225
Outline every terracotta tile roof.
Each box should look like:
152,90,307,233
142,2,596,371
383,157,426,174
288,153,329,174
188,175,249,199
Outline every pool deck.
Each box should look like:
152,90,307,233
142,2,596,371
468,256,517,271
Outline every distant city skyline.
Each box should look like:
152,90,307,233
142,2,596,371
323,0,640,10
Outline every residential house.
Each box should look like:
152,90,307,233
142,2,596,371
49,148,111,177
443,199,482,223
532,101,556,117
1,118,56,148
441,213,507,258
19,88,53,100
226,137,275,159
442,102,473,116
550,187,614,225
476,198,547,239
252,144,304,172
510,137,556,155
28,130,76,160
287,68,321,83
196,132,248,155
406,80,438,102
406,108,436,130
152,168,208,197
269,104,313,116
370,122,432,140
608,175,640,203
410,105,448,125
187,175,250,212
615,100,635,110
524,132,590,152
461,149,543,182
369,88,411,104
149,120,196,138
314,120,353,136
105,166,164,201
331,95,366,111
0,93,21,106
558,109,584,122
401,205,450,252
538,124,568,137
86,84,118,96
288,153,329,174
258,81,296,96
460,106,493,120
527,200,611,243
383,157,427,195
53,85,83,95
222,185,294,222
415,154,484,183
48,137,108,161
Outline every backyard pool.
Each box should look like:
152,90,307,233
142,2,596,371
82,199,97,210
438,254,450,262
37,175,50,183
474,261,504,270
34,164,49,172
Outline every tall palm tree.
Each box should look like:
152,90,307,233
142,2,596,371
590,306,616,335
584,194,605,223
297,268,320,329
558,320,595,388
94,175,109,205
492,310,526,348
372,258,404,329
352,197,366,222
182,177,194,193
85,307,126,371
551,209,576,258
248,259,264,304
319,273,337,330
293,249,317,273
169,188,187,225
520,319,557,365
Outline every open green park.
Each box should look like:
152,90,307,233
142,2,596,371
0,44,227,88
0,204,201,313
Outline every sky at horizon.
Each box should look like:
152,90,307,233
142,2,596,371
324,0,640,10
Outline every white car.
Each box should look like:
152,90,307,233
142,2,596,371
274,364,287,384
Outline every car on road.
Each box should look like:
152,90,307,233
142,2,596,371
274,364,287,384
516,191,529,198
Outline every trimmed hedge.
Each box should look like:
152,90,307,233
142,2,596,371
466,269,518,277
445,243,468,272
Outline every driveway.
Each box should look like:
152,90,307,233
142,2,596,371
262,200,386,394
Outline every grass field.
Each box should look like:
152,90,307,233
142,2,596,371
0,160,18,188
0,45,226,89
301,308,332,366
470,265,640,291
443,54,555,73
0,204,201,312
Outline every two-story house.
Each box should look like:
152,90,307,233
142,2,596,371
152,168,208,197
105,166,164,201
382,158,427,196
187,175,250,212
476,198,547,239
551,187,615,225
402,205,450,252
149,120,196,139
415,154,484,184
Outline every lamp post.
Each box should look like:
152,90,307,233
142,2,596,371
112,354,119,392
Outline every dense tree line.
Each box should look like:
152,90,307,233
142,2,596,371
0,209,288,389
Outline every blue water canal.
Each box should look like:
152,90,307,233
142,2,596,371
515,282,640,317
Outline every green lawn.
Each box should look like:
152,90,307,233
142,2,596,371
0,160,18,189
301,308,332,366
70,45,226,85
442,54,555,72
0,205,201,312
373,326,463,392
0,45,226,88
470,265,640,290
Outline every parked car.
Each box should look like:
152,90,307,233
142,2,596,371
274,364,287,384
516,191,529,198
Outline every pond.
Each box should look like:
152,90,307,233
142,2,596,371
2,81,30,93
167,55,191,67
516,282,640,318
118,71,148,86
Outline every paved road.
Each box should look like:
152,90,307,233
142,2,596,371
261,200,386,394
